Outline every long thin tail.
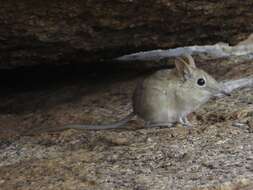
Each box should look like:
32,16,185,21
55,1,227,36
63,112,135,130
26,112,135,134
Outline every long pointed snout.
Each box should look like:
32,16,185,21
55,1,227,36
212,84,231,97
220,90,231,96
218,83,231,96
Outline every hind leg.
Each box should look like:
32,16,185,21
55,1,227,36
145,121,175,128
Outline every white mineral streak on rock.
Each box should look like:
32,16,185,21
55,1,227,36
116,43,253,61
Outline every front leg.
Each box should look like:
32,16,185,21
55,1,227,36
179,117,193,128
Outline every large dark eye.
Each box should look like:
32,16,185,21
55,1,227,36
197,78,206,86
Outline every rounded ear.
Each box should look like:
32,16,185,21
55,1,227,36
175,54,195,79
184,54,196,68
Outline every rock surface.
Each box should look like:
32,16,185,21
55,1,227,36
1,0,253,68
0,55,252,190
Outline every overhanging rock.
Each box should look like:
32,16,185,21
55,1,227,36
1,0,253,68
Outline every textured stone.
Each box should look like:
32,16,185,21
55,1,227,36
1,0,253,68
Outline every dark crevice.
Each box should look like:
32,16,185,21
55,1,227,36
0,60,169,96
